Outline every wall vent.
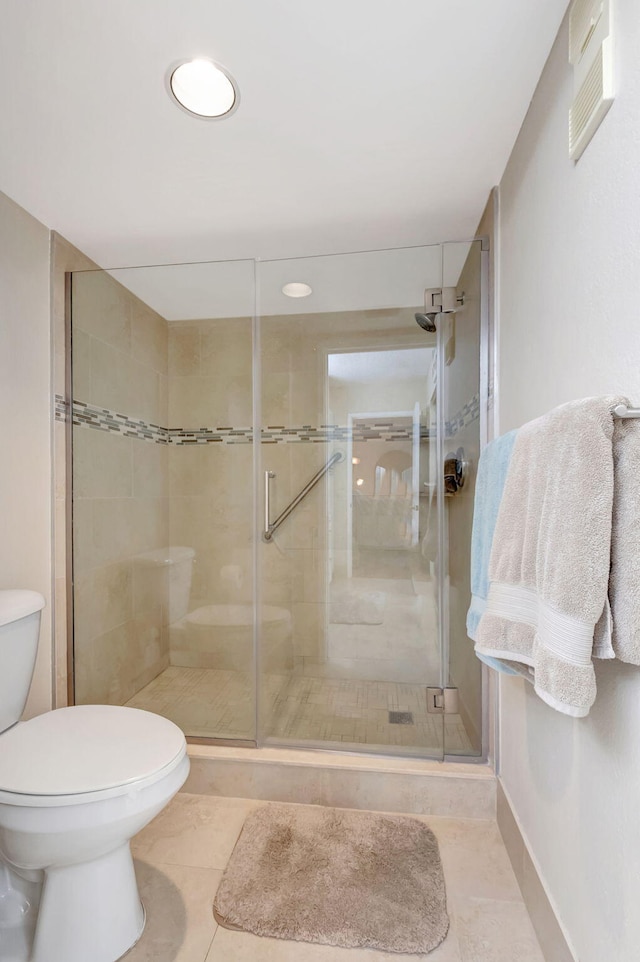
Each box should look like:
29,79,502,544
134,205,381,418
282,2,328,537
569,40,614,160
569,0,604,65
568,0,614,161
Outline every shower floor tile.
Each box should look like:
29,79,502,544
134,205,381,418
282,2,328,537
126,665,473,753
265,673,473,753
125,666,256,739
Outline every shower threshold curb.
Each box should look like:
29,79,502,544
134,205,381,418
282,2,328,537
183,745,496,819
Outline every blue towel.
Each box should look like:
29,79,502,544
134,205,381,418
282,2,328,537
467,430,519,674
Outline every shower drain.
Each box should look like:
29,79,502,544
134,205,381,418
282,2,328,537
388,711,414,725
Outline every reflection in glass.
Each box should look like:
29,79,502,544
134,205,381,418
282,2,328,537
69,242,484,759
71,260,257,741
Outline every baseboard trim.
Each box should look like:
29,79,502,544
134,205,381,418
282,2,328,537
497,781,576,962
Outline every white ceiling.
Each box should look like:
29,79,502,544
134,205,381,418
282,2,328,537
0,0,568,273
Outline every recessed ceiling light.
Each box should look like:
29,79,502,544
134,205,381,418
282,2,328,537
168,58,239,119
282,282,313,298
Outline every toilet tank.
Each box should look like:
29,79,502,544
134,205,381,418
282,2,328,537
135,547,195,625
0,590,46,734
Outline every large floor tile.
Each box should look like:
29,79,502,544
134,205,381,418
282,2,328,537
205,925,462,961
126,861,220,962
423,817,523,902
454,897,545,962
128,795,544,962
131,793,259,869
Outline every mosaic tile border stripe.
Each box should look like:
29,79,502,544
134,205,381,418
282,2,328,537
54,395,68,421
449,393,480,436
56,395,479,444
71,399,169,443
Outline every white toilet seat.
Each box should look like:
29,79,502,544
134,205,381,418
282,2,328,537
0,705,187,807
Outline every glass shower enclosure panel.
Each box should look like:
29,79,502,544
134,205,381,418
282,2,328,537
439,240,485,756
70,258,257,741
68,244,485,757
257,247,446,758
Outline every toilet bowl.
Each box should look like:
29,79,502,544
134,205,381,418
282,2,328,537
0,591,190,962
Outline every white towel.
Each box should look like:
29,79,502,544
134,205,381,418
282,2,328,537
475,396,626,717
609,417,640,664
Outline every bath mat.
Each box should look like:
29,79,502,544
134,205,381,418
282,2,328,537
213,803,449,955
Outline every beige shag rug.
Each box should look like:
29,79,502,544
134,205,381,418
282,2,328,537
213,803,449,955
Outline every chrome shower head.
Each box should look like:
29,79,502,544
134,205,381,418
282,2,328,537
415,312,437,332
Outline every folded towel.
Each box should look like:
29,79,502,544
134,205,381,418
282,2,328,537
475,396,626,717
610,417,640,664
466,430,520,675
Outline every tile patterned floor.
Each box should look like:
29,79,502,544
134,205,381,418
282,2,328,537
127,793,546,962
266,673,473,753
125,666,256,740
126,666,473,754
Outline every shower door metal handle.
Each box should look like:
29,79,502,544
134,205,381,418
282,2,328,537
263,452,343,542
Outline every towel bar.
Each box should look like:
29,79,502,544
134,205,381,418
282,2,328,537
612,404,640,419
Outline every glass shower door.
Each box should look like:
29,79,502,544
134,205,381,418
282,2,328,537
256,246,447,758
70,257,258,742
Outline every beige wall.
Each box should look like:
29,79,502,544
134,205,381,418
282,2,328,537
0,191,52,718
71,269,169,704
497,5,640,960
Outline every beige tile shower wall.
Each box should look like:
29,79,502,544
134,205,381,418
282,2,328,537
169,321,252,428
263,443,329,664
262,310,428,666
445,242,482,753
168,319,254,665
261,315,325,665
167,309,440,677
72,270,169,705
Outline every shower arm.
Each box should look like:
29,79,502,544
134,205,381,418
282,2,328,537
263,452,344,542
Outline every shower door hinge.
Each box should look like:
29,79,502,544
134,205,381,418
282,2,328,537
426,687,459,714
424,287,464,313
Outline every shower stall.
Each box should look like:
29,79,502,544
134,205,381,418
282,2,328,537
69,240,487,759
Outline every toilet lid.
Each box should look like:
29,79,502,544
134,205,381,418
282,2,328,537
0,706,186,796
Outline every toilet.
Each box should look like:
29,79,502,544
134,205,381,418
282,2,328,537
134,545,195,626
0,590,190,962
